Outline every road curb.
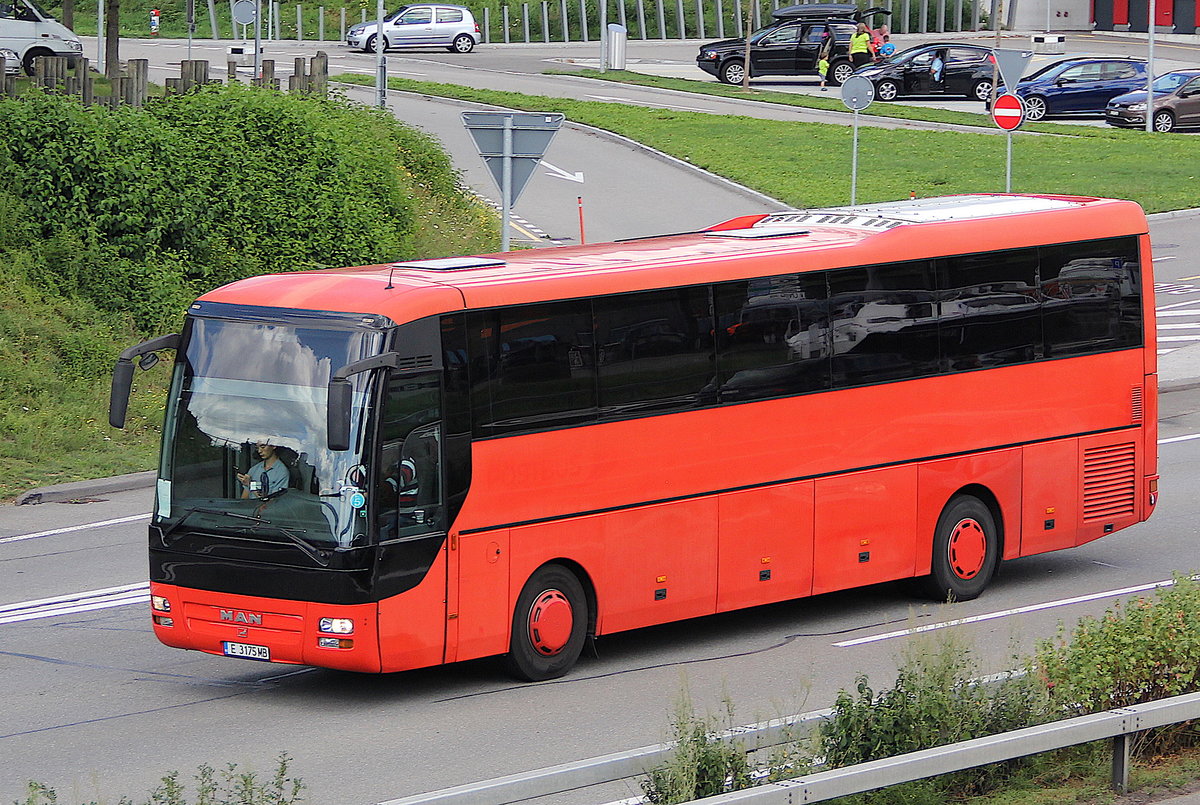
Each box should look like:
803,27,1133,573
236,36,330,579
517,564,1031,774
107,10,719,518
15,470,156,506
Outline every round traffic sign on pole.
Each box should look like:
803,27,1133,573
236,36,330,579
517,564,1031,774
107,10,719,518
991,93,1025,131
840,76,875,111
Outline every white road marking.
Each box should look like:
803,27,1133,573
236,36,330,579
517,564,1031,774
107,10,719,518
1159,433,1200,444
0,513,150,545
834,577,1188,648
0,582,149,625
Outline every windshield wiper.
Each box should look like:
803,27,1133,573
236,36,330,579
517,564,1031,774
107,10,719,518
236,520,331,568
161,506,258,544
160,507,330,567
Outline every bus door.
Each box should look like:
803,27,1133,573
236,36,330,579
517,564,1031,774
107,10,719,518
373,371,451,672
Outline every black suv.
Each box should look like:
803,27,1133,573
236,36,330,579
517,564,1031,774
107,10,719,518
696,3,889,87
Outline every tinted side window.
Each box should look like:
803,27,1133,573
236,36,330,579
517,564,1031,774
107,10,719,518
466,302,597,437
714,274,830,403
399,7,433,23
1104,63,1138,80
946,48,972,64
1040,237,1141,357
594,288,714,417
831,23,855,41
938,249,1041,371
436,8,464,21
828,261,939,386
762,25,801,44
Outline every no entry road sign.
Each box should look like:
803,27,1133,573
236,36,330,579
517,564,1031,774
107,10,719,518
991,93,1025,131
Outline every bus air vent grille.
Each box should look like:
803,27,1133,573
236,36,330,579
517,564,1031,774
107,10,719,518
397,355,435,370
1130,386,1143,424
1082,443,1136,521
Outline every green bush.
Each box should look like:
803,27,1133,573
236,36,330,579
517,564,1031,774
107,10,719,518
820,631,1051,798
16,753,304,805
0,85,495,498
642,688,753,804
1035,575,1200,754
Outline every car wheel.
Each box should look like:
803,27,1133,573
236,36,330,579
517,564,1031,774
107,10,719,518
22,47,53,76
1152,110,1175,133
875,79,900,101
1023,95,1048,121
970,79,992,102
719,59,746,85
917,495,999,602
504,564,589,681
829,60,855,86
364,33,388,53
450,33,474,53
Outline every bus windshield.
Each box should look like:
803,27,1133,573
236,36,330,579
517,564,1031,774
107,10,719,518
156,316,384,552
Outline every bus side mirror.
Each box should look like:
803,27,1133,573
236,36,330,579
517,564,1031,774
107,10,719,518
109,333,179,429
327,379,353,452
326,351,402,452
110,360,136,429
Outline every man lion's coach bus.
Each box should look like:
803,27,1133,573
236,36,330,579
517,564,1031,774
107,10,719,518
110,194,1158,680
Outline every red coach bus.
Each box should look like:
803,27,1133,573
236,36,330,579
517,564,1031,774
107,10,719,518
110,194,1158,680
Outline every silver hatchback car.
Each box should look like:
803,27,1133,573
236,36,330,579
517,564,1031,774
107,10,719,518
347,4,480,53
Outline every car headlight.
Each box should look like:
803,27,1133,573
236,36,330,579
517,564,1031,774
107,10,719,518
700,50,717,60
1128,102,1146,112
66,40,83,51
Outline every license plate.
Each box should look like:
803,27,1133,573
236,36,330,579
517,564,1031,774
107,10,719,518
223,641,270,661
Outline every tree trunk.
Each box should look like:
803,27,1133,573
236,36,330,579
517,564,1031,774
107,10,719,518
62,0,74,29
104,0,120,79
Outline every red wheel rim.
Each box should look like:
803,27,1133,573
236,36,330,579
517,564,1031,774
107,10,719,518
947,518,987,580
527,590,573,656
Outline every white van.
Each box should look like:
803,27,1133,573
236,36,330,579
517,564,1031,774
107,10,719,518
0,0,83,75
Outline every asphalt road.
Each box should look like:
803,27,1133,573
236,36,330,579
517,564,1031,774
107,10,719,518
1,213,1197,804
6,35,1200,805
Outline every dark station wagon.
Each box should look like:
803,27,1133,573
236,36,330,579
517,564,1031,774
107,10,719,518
696,3,889,87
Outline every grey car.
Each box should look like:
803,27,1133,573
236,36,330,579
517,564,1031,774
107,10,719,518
347,4,480,53
1,47,19,75
1105,69,1200,132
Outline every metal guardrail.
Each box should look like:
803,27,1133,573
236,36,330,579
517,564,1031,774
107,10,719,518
377,708,832,805
685,691,1200,805
381,691,1200,805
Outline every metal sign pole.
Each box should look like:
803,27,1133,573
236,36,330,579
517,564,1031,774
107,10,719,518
187,0,195,60
376,0,386,108
1005,130,1012,192
97,0,105,74
502,117,513,252
1145,0,1155,133
851,110,859,205
600,0,608,71
254,0,261,79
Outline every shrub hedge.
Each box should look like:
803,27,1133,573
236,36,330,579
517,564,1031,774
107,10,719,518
0,85,495,498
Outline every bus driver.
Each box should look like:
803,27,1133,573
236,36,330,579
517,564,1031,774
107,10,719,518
238,442,290,499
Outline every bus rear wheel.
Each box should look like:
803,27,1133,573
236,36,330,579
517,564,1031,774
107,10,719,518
919,495,998,602
504,564,587,681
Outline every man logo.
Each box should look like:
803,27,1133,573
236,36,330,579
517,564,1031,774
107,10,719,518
219,609,263,625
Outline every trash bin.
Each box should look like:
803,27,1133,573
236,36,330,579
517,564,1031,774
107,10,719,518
606,23,626,71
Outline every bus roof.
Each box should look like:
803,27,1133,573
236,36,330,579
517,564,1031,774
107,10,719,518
199,194,1147,323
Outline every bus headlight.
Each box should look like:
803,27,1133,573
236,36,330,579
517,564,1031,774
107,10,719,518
317,637,354,649
319,617,354,634
151,595,172,612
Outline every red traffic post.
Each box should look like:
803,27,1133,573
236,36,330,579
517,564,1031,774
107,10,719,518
991,93,1025,131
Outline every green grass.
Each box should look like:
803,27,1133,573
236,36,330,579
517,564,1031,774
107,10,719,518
548,67,1067,131
333,73,1200,213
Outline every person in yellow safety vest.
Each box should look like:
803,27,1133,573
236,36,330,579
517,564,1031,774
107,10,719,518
849,22,874,69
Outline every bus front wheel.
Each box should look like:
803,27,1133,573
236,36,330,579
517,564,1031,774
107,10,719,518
919,495,998,602
504,564,588,681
